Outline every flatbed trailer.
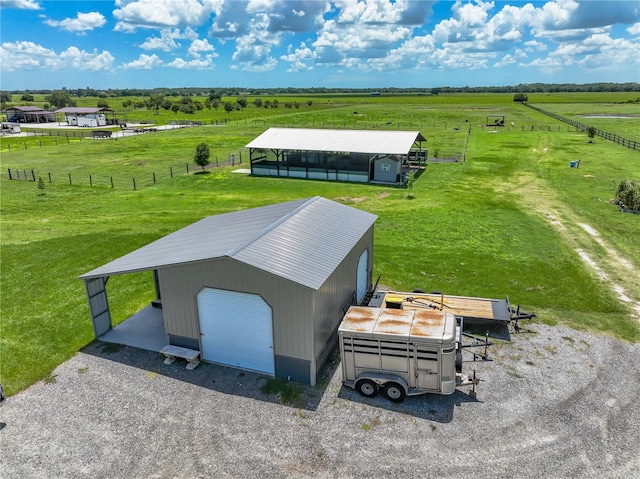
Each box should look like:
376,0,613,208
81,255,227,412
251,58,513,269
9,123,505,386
367,290,534,326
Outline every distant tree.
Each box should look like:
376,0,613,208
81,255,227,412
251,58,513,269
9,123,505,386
97,99,109,108
37,177,46,196
224,102,234,113
236,96,247,108
513,93,528,102
405,171,416,199
194,143,210,170
46,90,76,109
21,93,34,102
212,100,221,111
586,126,597,143
161,99,173,110
254,98,263,107
171,104,180,113
0,91,12,103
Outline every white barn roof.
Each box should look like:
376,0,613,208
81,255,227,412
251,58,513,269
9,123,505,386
80,197,377,290
245,128,426,155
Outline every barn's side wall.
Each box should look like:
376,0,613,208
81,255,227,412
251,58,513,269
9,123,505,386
157,258,314,382
311,225,375,385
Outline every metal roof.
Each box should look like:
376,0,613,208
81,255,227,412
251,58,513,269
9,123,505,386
6,106,49,112
80,197,377,290
245,128,426,155
55,107,111,114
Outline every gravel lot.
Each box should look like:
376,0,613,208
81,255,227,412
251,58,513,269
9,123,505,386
1,322,639,479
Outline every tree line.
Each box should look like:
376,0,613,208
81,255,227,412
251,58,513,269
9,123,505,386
2,82,639,100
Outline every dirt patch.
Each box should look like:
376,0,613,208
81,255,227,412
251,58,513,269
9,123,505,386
335,196,367,204
377,193,390,199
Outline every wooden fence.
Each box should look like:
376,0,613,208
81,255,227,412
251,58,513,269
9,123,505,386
523,103,640,152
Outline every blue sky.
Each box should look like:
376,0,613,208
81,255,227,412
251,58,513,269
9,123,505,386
1,0,639,90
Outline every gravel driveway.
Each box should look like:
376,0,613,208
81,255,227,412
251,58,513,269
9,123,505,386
1,322,639,479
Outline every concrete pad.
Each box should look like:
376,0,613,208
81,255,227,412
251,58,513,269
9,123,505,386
99,305,166,352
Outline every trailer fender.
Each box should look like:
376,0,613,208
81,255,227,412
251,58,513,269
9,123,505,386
355,372,409,395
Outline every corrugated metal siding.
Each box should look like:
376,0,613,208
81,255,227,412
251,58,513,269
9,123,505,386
312,226,375,372
246,128,425,155
158,258,314,361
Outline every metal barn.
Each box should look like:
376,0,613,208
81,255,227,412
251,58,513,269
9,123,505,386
80,197,377,385
246,128,427,183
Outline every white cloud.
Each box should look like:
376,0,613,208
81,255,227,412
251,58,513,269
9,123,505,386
44,11,106,34
280,42,314,71
0,0,41,9
114,0,218,32
626,22,640,36
0,41,113,72
121,53,163,69
139,28,198,51
167,54,216,68
188,38,215,57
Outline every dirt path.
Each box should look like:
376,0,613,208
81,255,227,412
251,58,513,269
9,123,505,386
497,171,640,324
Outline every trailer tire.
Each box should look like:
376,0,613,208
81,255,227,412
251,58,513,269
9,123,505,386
356,379,379,398
384,383,406,402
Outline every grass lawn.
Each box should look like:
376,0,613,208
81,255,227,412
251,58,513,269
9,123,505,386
1,93,639,396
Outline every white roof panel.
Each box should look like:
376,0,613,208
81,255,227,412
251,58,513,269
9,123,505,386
245,128,425,155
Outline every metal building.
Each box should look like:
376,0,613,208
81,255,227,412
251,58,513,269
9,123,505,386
80,197,377,385
246,128,427,183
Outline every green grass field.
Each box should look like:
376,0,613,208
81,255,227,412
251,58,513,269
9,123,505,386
1,93,639,396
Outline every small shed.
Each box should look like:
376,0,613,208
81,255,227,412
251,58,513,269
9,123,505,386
80,197,377,385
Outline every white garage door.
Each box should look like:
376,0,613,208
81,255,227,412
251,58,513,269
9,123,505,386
197,288,274,375
356,249,369,304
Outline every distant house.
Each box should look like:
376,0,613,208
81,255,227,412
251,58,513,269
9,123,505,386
5,106,55,123
56,107,111,127
245,128,427,184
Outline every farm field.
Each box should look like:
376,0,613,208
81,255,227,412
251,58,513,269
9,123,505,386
1,93,639,396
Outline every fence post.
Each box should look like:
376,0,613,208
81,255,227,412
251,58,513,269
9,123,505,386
69,173,72,185
186,163,189,173
7,168,12,180
48,172,52,183
153,172,156,184
133,178,136,190
170,166,173,178
31,169,36,181
24,142,27,149
90,175,93,186
110,177,114,188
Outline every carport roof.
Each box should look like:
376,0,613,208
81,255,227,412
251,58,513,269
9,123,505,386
80,196,377,290
245,128,426,155
55,107,111,114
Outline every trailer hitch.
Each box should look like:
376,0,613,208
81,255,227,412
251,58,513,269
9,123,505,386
509,304,537,332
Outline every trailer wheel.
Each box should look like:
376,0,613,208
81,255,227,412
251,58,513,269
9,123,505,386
355,379,378,398
384,383,406,402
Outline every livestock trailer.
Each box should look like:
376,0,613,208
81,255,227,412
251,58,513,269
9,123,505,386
339,306,463,401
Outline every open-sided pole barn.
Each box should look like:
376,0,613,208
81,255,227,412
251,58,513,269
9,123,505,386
246,128,427,184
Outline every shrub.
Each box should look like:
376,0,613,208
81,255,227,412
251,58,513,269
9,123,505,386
613,180,640,210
